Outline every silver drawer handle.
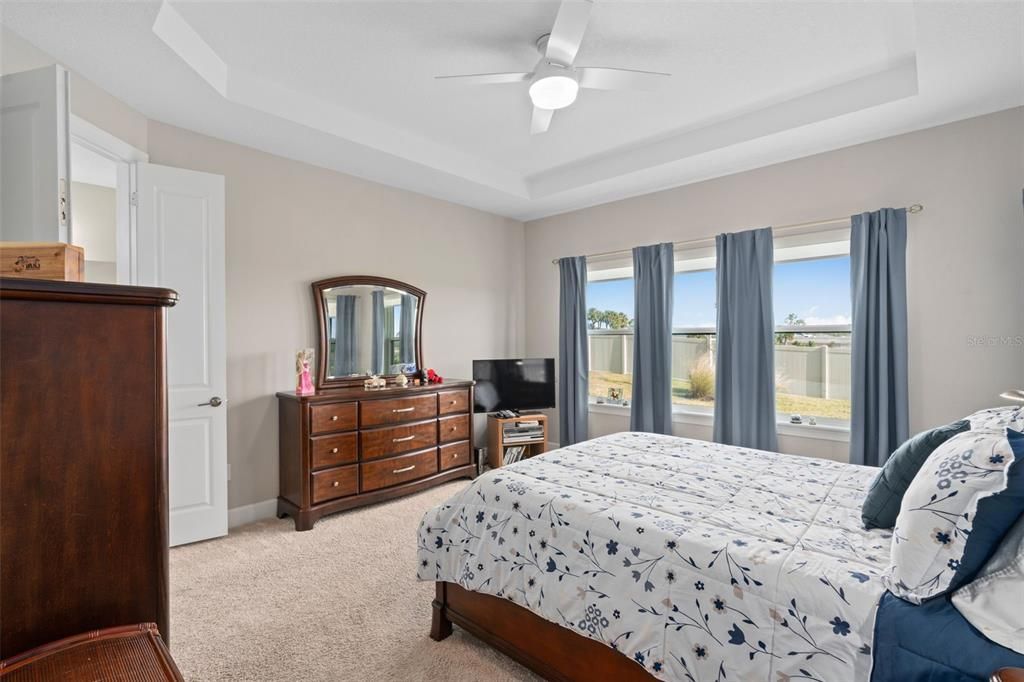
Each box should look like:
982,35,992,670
330,415,338,421
331,447,339,454
393,435,416,443
448,400,457,405
392,407,415,413
332,481,340,487
393,464,416,474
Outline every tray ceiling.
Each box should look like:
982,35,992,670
2,1,1021,220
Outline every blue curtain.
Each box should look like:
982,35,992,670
558,256,589,446
371,290,385,375
630,243,674,434
334,295,357,376
850,208,909,466
713,227,778,451
399,294,415,365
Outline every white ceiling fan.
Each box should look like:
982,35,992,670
435,0,671,134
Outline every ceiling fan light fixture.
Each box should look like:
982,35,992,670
529,75,579,110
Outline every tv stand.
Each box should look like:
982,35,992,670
486,413,549,469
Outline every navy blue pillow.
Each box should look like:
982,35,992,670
952,428,1024,590
861,419,971,529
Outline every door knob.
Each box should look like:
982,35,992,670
198,396,223,407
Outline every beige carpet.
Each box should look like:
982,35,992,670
169,482,539,681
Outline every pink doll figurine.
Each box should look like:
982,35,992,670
296,349,315,396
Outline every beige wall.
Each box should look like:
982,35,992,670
146,121,525,510
525,107,1024,458
70,180,117,284
1,25,148,152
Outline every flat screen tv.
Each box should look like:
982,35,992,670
473,358,555,413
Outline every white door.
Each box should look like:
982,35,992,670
0,65,71,242
136,162,227,546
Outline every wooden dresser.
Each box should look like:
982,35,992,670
276,380,476,530
0,278,177,658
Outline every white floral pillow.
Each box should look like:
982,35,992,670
966,405,1024,433
884,430,1020,603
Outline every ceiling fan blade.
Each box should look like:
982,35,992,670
434,72,533,85
577,66,671,91
531,107,554,135
546,0,593,66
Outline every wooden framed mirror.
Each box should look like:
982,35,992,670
312,275,425,389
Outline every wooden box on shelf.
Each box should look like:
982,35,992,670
486,413,549,469
0,242,84,281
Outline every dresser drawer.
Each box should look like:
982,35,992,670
311,432,358,470
438,413,470,443
360,448,437,492
311,465,357,504
438,389,470,415
360,394,437,427
310,402,357,435
439,440,471,471
361,419,437,461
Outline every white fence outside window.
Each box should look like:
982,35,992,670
588,329,851,400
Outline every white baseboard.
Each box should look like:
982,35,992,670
228,498,277,529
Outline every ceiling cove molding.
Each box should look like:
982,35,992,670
152,1,528,199
526,54,919,198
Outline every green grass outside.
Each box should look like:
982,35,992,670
589,370,852,421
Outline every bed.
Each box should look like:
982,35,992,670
417,431,1023,681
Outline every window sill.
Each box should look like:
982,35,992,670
587,401,850,442
777,420,850,443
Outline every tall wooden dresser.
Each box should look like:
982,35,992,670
277,381,476,530
0,278,177,657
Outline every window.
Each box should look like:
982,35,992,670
772,253,851,426
386,303,403,366
670,268,717,412
585,228,852,428
587,251,720,410
586,275,634,404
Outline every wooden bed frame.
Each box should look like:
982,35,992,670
430,581,656,681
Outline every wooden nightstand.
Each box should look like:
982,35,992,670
0,624,183,681
992,669,1024,682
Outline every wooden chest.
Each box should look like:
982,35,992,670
0,242,84,281
0,278,177,657
276,382,476,530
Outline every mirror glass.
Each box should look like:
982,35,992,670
321,284,420,379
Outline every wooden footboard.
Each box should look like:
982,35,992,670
430,581,655,681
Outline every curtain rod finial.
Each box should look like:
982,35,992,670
908,204,923,214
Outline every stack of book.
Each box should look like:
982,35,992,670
504,445,527,465
503,420,543,444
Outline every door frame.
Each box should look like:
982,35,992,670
69,114,147,284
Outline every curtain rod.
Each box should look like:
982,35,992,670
550,204,924,265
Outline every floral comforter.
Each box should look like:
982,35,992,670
417,432,893,682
